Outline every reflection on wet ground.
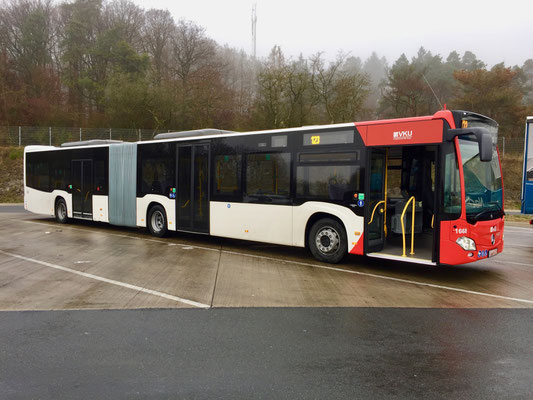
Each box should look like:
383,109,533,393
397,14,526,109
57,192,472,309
0,210,531,309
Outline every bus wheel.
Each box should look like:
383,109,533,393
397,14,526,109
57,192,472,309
309,218,347,264
55,198,68,224
148,205,167,237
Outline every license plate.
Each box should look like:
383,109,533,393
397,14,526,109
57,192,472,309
489,249,498,257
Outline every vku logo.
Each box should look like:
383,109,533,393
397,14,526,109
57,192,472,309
393,130,413,140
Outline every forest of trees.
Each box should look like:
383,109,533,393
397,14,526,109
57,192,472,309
1,0,532,139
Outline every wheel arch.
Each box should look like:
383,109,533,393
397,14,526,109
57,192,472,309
54,195,67,216
136,195,176,229
54,195,66,207
146,202,169,237
54,195,68,223
146,201,166,219
304,212,347,250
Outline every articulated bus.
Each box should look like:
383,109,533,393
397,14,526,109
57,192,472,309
24,110,504,265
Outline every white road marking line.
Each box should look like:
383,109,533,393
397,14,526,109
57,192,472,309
504,227,533,232
6,219,533,305
219,250,533,305
0,249,210,309
491,259,533,268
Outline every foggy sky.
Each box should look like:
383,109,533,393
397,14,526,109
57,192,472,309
133,0,533,67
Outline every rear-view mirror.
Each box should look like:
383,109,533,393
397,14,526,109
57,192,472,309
445,127,493,162
479,133,493,162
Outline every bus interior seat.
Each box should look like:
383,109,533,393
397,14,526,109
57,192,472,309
390,199,423,235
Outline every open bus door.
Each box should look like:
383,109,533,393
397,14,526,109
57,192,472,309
365,146,438,263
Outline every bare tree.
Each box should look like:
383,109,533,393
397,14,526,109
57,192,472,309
255,45,290,128
0,0,56,78
103,0,145,49
141,8,174,85
170,19,217,129
286,55,314,126
171,19,216,85
310,52,369,123
217,46,258,128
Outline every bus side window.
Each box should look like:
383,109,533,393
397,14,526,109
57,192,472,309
244,153,291,204
214,154,241,196
26,154,34,188
35,160,50,192
138,143,175,197
296,165,360,201
50,152,69,191
142,159,172,195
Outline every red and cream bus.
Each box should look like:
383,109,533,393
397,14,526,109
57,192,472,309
24,109,504,265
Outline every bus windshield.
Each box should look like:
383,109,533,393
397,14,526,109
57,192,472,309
458,135,503,222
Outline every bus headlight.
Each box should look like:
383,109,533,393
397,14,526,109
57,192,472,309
456,236,476,251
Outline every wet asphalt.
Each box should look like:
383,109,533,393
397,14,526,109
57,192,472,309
0,205,532,398
1,308,532,399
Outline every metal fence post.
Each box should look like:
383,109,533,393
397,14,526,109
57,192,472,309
109,128,112,140
138,128,141,142
49,127,52,146
79,127,82,141
18,126,21,147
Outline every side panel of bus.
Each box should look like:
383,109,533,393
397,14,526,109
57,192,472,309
210,202,293,245
25,146,109,222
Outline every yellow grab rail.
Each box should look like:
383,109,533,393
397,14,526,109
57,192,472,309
400,196,416,256
384,149,388,237
368,200,385,225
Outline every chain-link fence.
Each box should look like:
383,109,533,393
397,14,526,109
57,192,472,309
0,125,527,158
0,126,171,147
497,136,525,158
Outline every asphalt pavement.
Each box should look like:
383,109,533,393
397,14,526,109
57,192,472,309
1,204,532,399
1,308,532,399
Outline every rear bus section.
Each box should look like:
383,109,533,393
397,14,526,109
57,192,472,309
24,143,112,223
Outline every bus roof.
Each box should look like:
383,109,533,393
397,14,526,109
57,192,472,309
24,109,474,152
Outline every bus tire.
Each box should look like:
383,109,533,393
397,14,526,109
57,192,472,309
309,218,347,264
55,198,68,224
148,205,167,238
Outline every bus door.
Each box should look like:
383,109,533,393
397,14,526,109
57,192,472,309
72,159,93,219
401,146,438,261
366,149,387,252
177,143,210,233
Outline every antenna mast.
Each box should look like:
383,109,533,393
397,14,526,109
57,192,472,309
422,73,443,110
251,3,257,58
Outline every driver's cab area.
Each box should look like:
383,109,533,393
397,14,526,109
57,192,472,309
366,145,438,264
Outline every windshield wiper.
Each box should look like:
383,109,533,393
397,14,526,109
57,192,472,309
468,205,504,223
486,201,503,212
